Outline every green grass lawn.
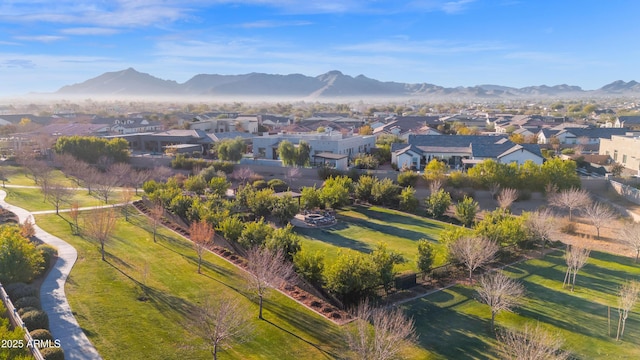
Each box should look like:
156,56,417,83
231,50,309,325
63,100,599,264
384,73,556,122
33,209,430,360
404,250,640,360
295,206,454,272
2,166,77,187
4,187,139,212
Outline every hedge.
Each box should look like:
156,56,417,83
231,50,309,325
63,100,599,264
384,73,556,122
40,346,65,360
21,310,49,331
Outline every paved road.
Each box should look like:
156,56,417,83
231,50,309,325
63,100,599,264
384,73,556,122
0,191,102,360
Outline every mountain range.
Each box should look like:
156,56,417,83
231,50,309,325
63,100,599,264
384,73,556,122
55,68,640,100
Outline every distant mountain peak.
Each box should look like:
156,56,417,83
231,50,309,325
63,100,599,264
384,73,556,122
54,69,640,99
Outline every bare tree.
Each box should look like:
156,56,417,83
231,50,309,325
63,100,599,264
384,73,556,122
0,166,13,187
429,179,443,195
69,201,80,235
525,209,556,254
94,171,120,204
47,182,73,215
449,236,499,284
189,296,254,360
231,167,255,186
152,166,173,182
548,188,590,221
476,271,525,330
616,280,640,341
84,207,118,261
285,167,301,188
497,188,518,210
78,166,101,195
488,182,501,199
130,169,153,195
150,202,164,243
20,216,36,238
619,222,640,263
583,201,615,239
244,247,294,319
562,245,590,292
346,300,417,360
109,162,132,186
189,220,215,274
496,322,569,360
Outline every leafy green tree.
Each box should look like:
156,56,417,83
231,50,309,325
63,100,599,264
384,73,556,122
0,225,44,283
217,216,245,242
265,224,301,261
208,176,231,197
216,137,246,162
474,209,528,247
425,189,452,218
423,159,448,181
321,175,353,209
397,171,419,187
371,243,404,294
246,188,276,218
238,218,273,249
296,141,311,166
354,175,376,203
0,314,29,360
541,157,580,190
300,186,323,210
277,140,297,166
371,178,401,207
399,186,419,213
416,239,435,279
270,194,299,225
54,135,129,164
184,175,207,195
455,196,479,227
325,251,378,305
293,250,325,285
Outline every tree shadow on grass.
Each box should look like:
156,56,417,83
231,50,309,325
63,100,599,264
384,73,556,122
407,293,496,359
338,214,430,242
352,206,449,231
104,257,197,319
516,281,610,340
294,226,372,253
262,298,343,359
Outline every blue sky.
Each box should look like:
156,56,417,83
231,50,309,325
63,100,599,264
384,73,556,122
1,0,639,97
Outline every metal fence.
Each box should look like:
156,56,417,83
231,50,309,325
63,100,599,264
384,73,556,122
0,283,45,360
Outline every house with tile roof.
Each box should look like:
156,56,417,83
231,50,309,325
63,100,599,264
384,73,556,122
615,116,640,129
391,134,543,170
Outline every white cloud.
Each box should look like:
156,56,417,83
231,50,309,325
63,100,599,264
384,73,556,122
14,35,66,43
337,38,508,55
60,27,121,35
239,20,313,29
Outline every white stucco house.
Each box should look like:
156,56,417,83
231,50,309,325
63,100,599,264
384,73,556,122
252,133,376,164
391,134,544,170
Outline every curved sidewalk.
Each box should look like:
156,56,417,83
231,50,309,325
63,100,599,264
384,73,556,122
0,191,102,360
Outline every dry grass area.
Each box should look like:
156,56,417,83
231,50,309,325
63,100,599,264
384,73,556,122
557,215,636,259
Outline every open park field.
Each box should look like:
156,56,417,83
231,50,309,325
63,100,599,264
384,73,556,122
295,206,455,272
405,249,640,359
4,180,639,359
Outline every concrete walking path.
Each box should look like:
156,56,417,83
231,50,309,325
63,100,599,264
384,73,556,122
0,191,102,360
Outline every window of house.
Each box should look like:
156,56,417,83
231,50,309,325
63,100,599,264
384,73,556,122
614,150,618,161
623,154,627,164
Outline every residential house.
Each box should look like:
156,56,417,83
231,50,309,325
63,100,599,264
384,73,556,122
252,133,375,164
614,116,640,129
599,134,640,175
391,134,543,170
111,129,215,154
111,118,164,134
373,115,441,139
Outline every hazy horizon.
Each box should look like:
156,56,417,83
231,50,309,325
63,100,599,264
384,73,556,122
1,1,639,97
